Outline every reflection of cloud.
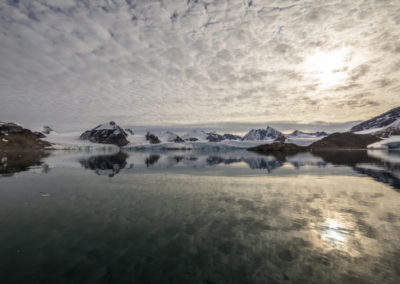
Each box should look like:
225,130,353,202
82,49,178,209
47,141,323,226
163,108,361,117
0,1,399,129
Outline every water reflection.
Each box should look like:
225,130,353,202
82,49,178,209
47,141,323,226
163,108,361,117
2,149,400,192
0,150,399,283
0,151,49,176
320,219,351,249
79,152,131,177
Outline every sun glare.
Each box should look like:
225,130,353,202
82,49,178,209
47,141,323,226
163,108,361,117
304,49,350,87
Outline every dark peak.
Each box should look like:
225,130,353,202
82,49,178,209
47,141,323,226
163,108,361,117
80,122,129,147
145,132,161,144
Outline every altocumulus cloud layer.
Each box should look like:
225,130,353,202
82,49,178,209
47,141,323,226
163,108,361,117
0,0,400,130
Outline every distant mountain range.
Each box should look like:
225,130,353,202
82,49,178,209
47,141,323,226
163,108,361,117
77,123,328,146
2,105,400,150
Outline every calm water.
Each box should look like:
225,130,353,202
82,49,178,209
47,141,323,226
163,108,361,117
0,149,400,283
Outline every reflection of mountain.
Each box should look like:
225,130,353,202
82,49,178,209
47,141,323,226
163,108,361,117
79,152,129,177
243,157,284,172
0,151,49,177
138,152,321,173
145,155,160,167
313,150,400,192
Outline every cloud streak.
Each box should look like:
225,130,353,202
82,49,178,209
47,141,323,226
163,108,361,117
0,0,399,131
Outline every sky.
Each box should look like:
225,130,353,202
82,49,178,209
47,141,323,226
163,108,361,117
0,0,400,133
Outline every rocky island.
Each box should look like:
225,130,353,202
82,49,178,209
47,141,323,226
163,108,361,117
0,122,51,150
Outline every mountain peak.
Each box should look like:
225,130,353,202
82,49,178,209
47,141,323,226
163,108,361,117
80,121,129,146
242,126,284,141
350,106,400,132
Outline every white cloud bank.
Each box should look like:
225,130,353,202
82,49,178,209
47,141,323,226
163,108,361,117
0,0,400,131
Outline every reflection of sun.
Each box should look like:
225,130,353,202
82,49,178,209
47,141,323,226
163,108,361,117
321,219,349,248
304,49,350,87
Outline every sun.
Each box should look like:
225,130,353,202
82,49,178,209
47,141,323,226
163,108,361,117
304,48,350,87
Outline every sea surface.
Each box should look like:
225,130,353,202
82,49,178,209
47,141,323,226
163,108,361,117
0,149,400,284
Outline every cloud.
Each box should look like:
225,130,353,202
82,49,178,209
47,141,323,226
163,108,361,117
0,0,399,131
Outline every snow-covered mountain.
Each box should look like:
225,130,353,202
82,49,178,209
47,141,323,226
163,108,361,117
369,119,400,137
284,130,328,146
33,126,54,138
205,131,225,142
286,130,328,138
157,131,184,143
242,126,285,142
348,106,400,150
145,132,161,144
181,130,227,142
350,106,400,132
182,129,208,142
80,121,129,146
222,134,242,140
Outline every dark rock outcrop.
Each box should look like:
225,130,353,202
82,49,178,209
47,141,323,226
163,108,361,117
174,136,184,143
222,134,242,140
80,121,129,147
125,129,134,135
145,132,161,144
160,131,184,143
309,132,381,150
42,126,53,135
33,131,46,138
0,122,51,150
287,130,328,138
248,142,306,153
205,132,225,142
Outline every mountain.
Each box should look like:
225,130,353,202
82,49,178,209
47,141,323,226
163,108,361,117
33,125,54,138
222,134,242,140
80,121,129,147
350,106,400,132
242,126,285,142
158,131,184,143
182,129,208,142
205,131,225,142
182,130,226,142
145,132,161,144
286,130,328,138
370,119,400,138
0,122,51,150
